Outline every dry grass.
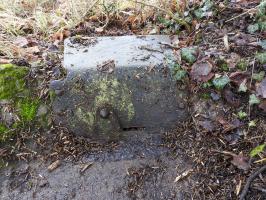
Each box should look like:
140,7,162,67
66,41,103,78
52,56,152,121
0,0,172,36
0,0,173,58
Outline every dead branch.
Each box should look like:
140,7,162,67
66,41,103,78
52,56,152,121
240,165,266,200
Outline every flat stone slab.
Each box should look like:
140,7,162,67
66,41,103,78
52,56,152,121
51,35,188,139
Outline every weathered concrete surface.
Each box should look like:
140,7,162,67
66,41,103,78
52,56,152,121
51,35,188,139
0,132,195,200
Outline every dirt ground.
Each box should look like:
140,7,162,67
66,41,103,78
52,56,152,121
0,131,196,200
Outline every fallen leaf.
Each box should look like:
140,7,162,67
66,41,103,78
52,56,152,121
51,29,71,42
250,144,266,157
217,117,242,133
190,60,214,82
25,46,40,54
199,120,215,131
226,53,241,68
231,152,250,170
256,78,266,98
229,71,249,86
223,88,241,107
259,99,266,112
224,131,242,145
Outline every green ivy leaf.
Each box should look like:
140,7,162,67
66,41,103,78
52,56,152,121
259,40,266,50
247,24,259,34
257,1,266,17
194,0,213,18
256,52,266,64
258,20,266,31
174,70,187,81
202,81,213,88
252,71,265,81
236,60,248,71
181,47,197,64
212,75,230,90
249,94,261,105
238,80,248,92
237,111,247,119
250,144,266,157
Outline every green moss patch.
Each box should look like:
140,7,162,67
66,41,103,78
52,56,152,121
18,99,39,122
0,64,29,100
0,64,41,143
0,124,12,142
71,77,135,135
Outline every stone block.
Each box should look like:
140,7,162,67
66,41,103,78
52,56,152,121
51,35,188,139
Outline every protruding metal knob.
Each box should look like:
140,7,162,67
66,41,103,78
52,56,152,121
99,108,110,119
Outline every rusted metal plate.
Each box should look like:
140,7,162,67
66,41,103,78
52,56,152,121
51,35,188,140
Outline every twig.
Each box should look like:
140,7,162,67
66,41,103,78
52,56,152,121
249,57,256,88
225,6,258,23
253,187,266,193
133,0,191,31
212,149,237,157
239,165,266,200
247,57,256,128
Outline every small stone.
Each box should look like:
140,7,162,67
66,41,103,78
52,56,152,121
149,28,158,35
1,112,15,126
210,92,220,101
37,105,48,116
55,89,64,96
39,179,49,187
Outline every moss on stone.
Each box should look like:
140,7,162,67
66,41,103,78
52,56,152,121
87,77,135,120
0,64,29,100
75,108,95,131
71,77,135,134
